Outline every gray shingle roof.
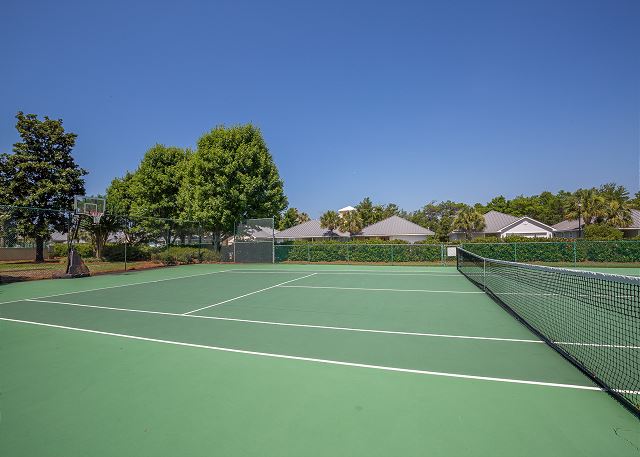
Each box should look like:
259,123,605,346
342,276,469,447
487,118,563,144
482,210,520,233
631,209,640,228
358,216,434,236
275,220,348,239
552,218,582,231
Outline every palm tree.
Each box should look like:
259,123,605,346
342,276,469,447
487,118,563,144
452,208,486,240
564,188,605,226
320,210,340,233
339,210,364,237
603,199,632,228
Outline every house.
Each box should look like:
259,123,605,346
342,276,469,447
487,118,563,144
552,208,640,238
275,220,348,241
449,210,555,240
275,215,434,243
356,215,434,243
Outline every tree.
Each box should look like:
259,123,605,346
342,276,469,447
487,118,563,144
583,223,623,240
0,112,86,261
339,210,364,237
602,199,632,228
409,200,467,241
565,188,605,226
320,210,340,232
452,207,486,240
278,207,310,230
128,144,189,245
355,197,376,226
629,191,640,210
599,183,629,203
179,124,287,249
483,196,510,214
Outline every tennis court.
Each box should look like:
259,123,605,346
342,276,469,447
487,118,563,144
1,258,638,456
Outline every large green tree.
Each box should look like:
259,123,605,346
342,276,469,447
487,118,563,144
128,144,190,245
179,124,287,248
0,112,86,261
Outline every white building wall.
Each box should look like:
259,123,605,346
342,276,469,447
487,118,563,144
501,220,552,238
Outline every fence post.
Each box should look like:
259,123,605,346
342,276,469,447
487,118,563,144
391,245,394,264
307,244,310,263
346,244,350,262
513,243,517,262
573,241,577,267
198,223,202,262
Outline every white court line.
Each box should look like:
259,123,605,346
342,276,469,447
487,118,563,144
0,317,608,392
227,269,461,277
182,273,318,315
24,298,544,344
280,285,484,294
0,269,232,305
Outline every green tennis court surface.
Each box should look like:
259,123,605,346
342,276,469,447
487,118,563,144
1,264,638,456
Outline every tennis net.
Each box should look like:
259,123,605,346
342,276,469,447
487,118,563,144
457,247,640,417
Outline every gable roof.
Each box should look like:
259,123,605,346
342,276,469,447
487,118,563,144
552,218,582,232
275,220,348,239
482,210,520,233
358,215,434,237
553,209,640,231
497,216,555,233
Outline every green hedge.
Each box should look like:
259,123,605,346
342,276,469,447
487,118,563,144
151,246,219,265
275,242,442,263
49,243,152,261
461,240,640,263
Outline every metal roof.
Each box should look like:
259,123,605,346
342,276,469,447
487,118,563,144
358,216,434,236
482,210,520,233
338,206,356,212
275,220,348,239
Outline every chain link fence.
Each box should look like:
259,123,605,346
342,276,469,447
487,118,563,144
274,240,640,267
0,205,219,283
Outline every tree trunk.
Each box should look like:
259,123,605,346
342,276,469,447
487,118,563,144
35,236,45,262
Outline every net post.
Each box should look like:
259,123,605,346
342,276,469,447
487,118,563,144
271,216,275,264
482,258,486,290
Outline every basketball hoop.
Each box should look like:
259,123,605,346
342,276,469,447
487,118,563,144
74,196,106,224
88,210,103,224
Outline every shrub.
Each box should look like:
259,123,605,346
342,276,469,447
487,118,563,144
49,243,94,258
583,224,623,240
102,243,152,261
151,246,220,265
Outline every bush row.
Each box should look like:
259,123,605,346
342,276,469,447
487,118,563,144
275,242,443,263
151,246,219,265
461,240,640,263
49,243,219,263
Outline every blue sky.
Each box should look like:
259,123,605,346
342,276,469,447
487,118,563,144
1,0,638,218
